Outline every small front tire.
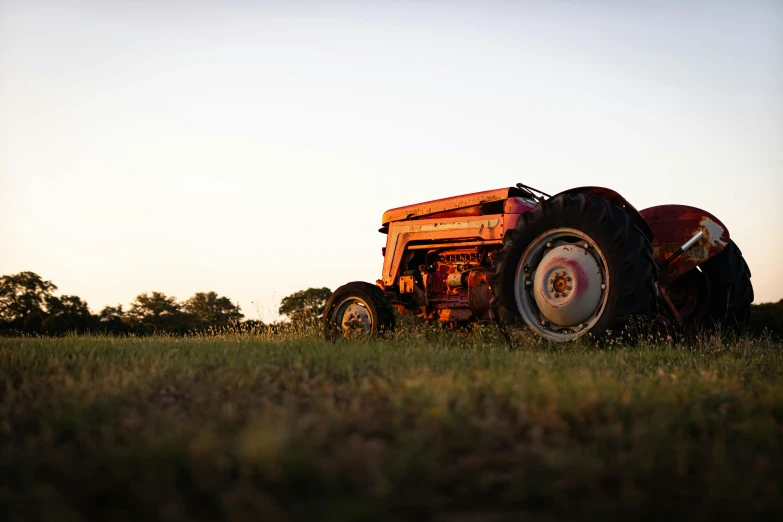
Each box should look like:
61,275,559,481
323,282,395,341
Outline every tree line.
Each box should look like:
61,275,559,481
2,270,780,338
0,271,332,336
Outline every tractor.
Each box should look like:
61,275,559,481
323,184,753,342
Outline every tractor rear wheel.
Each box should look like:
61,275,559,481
690,240,753,333
323,282,395,341
491,193,658,341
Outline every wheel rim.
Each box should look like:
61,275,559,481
513,228,609,341
332,297,374,339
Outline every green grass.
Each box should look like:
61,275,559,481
1,332,782,521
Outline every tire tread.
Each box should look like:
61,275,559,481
490,193,659,338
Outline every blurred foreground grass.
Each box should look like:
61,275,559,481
1,332,782,521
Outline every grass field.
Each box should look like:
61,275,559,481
1,330,782,521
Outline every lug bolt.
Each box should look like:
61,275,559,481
567,285,572,291
525,280,532,286
601,283,606,290
584,243,589,248
546,242,552,248
540,320,547,326
524,265,530,272
562,292,568,297
566,276,571,281
554,292,560,298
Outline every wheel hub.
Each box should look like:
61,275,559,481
532,244,604,327
339,302,372,335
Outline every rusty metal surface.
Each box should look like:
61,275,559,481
377,192,534,323
406,240,502,251
554,186,654,240
381,187,517,225
423,206,484,221
385,245,497,322
399,275,415,294
467,270,493,318
640,205,730,285
503,197,537,214
377,185,669,326
382,215,504,286
502,213,523,233
658,286,684,328
434,308,473,322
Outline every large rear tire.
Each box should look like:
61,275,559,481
699,240,753,332
323,282,395,341
491,193,658,341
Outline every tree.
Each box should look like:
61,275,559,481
182,291,243,330
42,294,95,334
98,304,129,335
124,292,188,334
0,271,57,330
240,319,265,332
278,287,331,325
750,300,783,339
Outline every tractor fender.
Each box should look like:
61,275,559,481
552,186,654,241
638,205,730,285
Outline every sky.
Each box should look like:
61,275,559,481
1,0,781,322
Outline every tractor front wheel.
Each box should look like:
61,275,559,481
323,282,395,341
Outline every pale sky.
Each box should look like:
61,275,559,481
1,0,781,322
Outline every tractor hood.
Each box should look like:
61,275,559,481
381,187,524,225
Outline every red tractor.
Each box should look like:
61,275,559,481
323,184,753,341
